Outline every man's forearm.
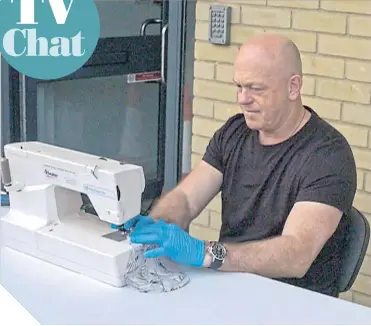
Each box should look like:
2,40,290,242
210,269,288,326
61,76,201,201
149,188,193,230
204,236,310,279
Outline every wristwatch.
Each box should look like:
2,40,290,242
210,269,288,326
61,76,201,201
206,241,227,270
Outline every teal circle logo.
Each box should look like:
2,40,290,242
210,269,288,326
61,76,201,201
0,0,100,80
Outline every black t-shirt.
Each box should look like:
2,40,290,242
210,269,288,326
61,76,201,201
202,106,357,297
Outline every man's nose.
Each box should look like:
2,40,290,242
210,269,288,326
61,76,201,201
238,89,254,104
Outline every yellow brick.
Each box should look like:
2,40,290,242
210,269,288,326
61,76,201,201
191,153,202,169
321,0,371,14
342,103,371,127
241,6,291,28
224,4,242,24
210,211,222,230
353,274,371,296
318,34,371,61
292,11,346,34
316,78,371,104
330,122,368,147
189,223,219,241
354,191,371,215
194,79,236,102
264,29,317,52
365,213,371,225
195,22,209,41
216,63,234,83
346,60,371,83
365,173,371,193
214,101,241,122
349,16,371,37
267,0,319,9
195,41,239,63
353,292,371,308
302,96,341,120
194,61,215,80
360,255,371,277
339,291,353,302
230,25,264,44
301,54,344,78
196,2,210,21
218,0,266,5
353,149,371,171
193,97,214,118
192,135,211,155
208,193,222,213
358,170,365,190
192,116,224,138
193,210,210,227
302,75,315,95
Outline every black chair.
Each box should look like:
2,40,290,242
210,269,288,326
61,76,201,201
338,206,370,293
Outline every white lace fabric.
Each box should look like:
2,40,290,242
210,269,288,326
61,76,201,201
123,243,190,293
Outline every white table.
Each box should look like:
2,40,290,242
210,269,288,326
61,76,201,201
1,206,371,325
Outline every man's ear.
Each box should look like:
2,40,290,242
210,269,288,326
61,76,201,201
288,75,302,100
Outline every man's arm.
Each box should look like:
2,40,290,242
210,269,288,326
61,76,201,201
202,135,356,278
150,160,223,230
203,201,343,278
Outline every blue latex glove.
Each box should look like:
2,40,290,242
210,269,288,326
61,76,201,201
123,214,155,230
129,219,205,267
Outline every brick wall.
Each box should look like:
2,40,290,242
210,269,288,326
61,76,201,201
189,0,371,307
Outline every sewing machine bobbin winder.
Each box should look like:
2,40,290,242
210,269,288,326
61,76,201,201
0,141,145,287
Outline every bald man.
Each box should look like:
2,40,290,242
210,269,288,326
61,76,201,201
125,34,357,297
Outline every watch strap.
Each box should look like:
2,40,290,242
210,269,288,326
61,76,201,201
209,257,223,270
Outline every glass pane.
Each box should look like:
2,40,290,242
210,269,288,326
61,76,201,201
36,75,160,181
95,0,162,38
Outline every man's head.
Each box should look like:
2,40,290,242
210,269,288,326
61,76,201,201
233,34,303,135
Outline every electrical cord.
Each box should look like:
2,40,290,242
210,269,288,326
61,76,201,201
140,196,157,216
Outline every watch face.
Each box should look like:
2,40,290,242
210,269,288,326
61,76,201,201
211,242,227,260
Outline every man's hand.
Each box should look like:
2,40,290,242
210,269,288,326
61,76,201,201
129,219,205,268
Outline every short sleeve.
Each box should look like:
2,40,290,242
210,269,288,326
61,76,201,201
201,114,244,173
295,139,357,216
202,126,224,173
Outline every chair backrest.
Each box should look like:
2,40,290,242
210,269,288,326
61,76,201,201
338,206,370,293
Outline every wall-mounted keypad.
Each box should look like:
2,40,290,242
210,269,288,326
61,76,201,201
208,5,231,45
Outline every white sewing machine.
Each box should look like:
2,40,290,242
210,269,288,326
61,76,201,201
0,141,145,287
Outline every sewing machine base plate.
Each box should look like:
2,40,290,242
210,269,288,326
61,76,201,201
0,209,133,287
102,231,129,242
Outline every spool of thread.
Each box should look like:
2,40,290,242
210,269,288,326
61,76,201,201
1,157,12,186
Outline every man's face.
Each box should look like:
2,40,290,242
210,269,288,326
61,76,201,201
233,54,291,133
